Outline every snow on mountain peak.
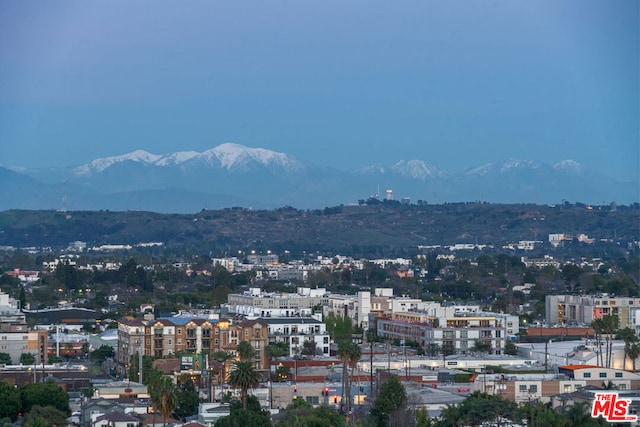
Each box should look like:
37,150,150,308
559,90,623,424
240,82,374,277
390,160,447,179
465,159,542,176
553,159,584,175
74,143,306,176
75,150,161,175
209,142,304,171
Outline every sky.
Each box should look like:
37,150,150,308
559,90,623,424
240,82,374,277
1,1,638,181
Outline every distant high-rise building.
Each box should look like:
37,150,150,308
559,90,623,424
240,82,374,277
385,189,393,200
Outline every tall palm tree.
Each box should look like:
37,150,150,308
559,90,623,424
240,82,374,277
149,375,178,427
348,343,362,414
237,340,256,361
211,350,234,402
618,327,638,371
229,360,261,409
338,341,352,413
591,318,604,366
628,343,640,372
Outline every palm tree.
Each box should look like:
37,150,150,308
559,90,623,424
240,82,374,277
618,327,638,371
348,343,362,414
338,341,352,413
229,360,261,409
591,318,604,366
237,340,255,361
211,350,234,402
149,375,178,427
628,342,640,372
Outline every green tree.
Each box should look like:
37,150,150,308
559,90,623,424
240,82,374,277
174,375,200,420
24,405,68,427
273,398,346,427
236,341,255,361
337,341,356,413
19,353,35,365
0,353,12,365
618,327,637,371
628,342,640,372
149,374,178,427
504,340,518,356
371,375,407,427
436,392,520,427
0,381,21,421
20,381,70,416
215,396,271,427
228,361,261,410
211,350,235,402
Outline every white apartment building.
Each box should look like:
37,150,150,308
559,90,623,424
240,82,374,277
546,294,640,328
226,288,326,318
263,317,330,357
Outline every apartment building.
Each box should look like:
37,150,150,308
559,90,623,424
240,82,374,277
473,366,640,403
116,315,269,376
546,294,640,327
0,289,47,364
376,309,518,355
264,317,330,357
226,287,326,318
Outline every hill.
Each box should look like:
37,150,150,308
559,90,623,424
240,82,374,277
0,202,637,258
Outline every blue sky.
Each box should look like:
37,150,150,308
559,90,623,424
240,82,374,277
1,1,638,181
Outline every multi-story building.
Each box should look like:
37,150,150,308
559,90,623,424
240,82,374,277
116,315,269,377
264,317,330,357
473,366,640,403
0,289,46,364
226,288,326,318
546,294,640,327
376,308,518,355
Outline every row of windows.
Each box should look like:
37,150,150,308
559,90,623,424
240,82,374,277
583,372,623,379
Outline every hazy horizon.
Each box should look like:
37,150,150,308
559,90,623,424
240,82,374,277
1,1,638,182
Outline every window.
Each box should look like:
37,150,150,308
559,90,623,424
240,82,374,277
519,385,527,392
529,385,537,393
599,372,607,378
178,329,182,335
615,372,623,378
563,384,572,392
306,396,319,405
245,330,249,336
584,373,591,378
177,339,182,344
214,338,219,345
215,329,219,335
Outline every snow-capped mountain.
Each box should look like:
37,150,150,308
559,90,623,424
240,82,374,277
74,143,306,176
464,159,545,176
390,160,448,179
2,144,637,213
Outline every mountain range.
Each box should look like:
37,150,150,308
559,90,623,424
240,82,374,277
1,143,637,213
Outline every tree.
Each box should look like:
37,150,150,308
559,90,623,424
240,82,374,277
228,361,261,410
301,339,317,356
20,381,70,416
618,327,637,371
436,392,520,427
371,376,407,427
24,405,68,427
337,341,359,414
0,381,21,421
628,342,640,372
0,353,12,365
20,353,35,365
215,396,271,427
149,375,178,427
211,350,235,402
504,340,518,356
237,341,255,361
272,398,346,427
174,375,200,420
